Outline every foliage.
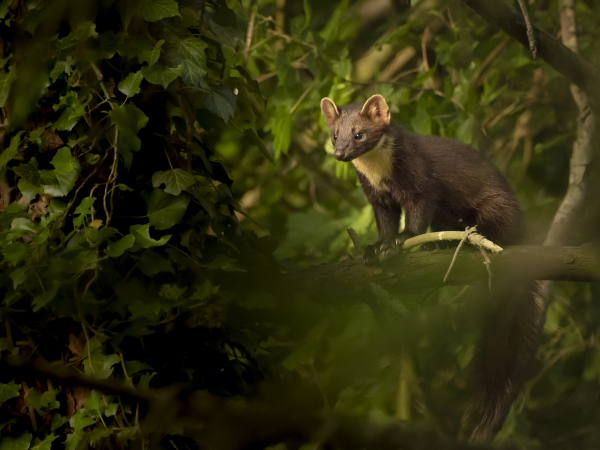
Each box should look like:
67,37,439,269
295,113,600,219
0,0,599,448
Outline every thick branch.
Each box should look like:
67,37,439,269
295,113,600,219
463,0,600,111
278,246,600,305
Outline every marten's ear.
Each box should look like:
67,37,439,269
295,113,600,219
320,97,339,128
360,95,390,125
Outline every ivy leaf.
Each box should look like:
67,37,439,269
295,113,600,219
118,71,144,97
198,84,237,123
50,147,74,173
30,434,59,450
0,0,12,20
147,189,190,230
25,389,59,414
83,389,102,411
121,37,164,67
130,224,172,248
73,197,95,228
108,104,149,169
69,410,96,433
142,63,183,89
0,380,21,402
138,249,175,276
0,432,32,450
138,0,180,22
39,158,81,197
244,129,273,164
165,36,208,87
0,130,25,170
84,353,121,379
32,280,60,311
105,234,135,257
64,431,83,450
105,403,119,417
88,428,113,446
0,65,17,108
151,169,195,195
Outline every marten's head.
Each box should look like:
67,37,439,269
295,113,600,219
320,95,391,162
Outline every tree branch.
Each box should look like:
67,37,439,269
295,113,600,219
463,0,600,112
277,245,600,305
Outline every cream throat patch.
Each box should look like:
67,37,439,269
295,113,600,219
352,135,394,191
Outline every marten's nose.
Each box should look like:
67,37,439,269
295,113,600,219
334,149,344,160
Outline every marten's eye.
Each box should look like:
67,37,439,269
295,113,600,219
355,133,363,140
333,135,337,140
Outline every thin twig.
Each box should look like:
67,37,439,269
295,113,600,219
443,226,475,282
478,247,493,291
244,0,257,67
516,0,537,58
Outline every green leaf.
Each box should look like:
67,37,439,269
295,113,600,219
105,234,135,257
3,242,29,266
64,431,82,450
38,159,81,197
130,224,171,248
0,130,25,170
108,104,149,169
88,428,113,445
0,432,32,450
411,107,432,136
118,70,144,97
105,403,119,417
10,266,29,289
30,435,59,450
73,197,95,228
0,380,21,402
244,129,273,164
147,189,190,230
128,300,161,320
142,63,183,89
0,0,12,20
456,116,475,144
272,107,292,158
138,248,175,276
138,0,180,22
166,36,208,87
84,353,121,379
50,413,66,431
199,84,237,123
25,389,59,414
32,280,60,311
50,147,74,173
0,65,17,108
151,169,195,196
319,0,349,42
83,389,102,411
122,37,164,67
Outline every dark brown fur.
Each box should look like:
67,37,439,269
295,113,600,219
321,95,546,442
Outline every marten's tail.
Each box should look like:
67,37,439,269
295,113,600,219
466,281,546,443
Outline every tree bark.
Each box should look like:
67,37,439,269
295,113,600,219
277,246,600,306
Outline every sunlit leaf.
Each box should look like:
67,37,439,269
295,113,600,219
130,224,171,248
118,70,144,97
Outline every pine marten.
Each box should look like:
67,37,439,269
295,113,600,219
320,94,546,442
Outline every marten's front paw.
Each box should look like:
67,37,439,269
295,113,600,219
363,244,379,265
378,239,401,259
